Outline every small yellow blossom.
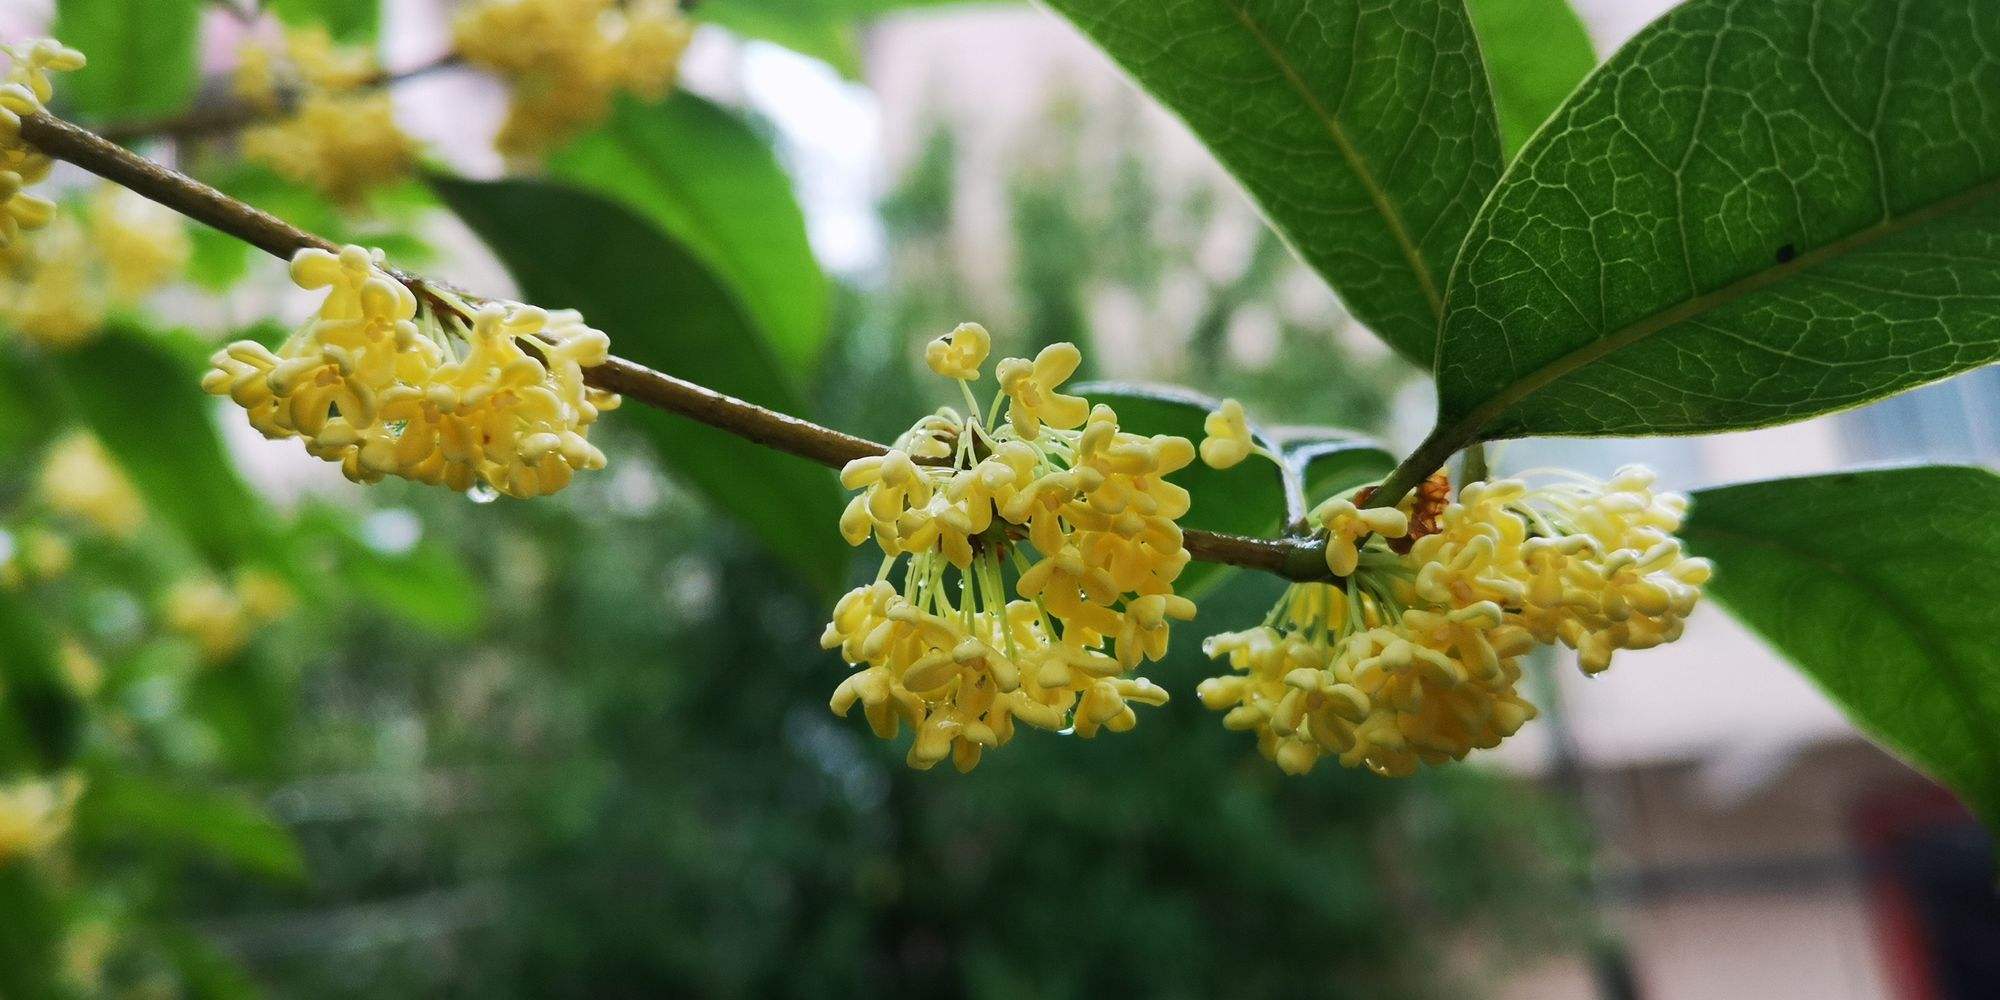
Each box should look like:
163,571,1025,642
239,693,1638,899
0,39,85,249
995,342,1089,439
243,92,416,204
1202,466,1708,776
39,433,145,538
234,28,414,201
164,577,252,663
235,567,296,621
1310,495,1409,577
0,773,83,864
828,329,1196,771
203,245,616,499
456,0,695,157
0,185,189,348
924,321,990,380
0,215,102,346
1198,398,1256,470
91,184,191,300
163,569,298,664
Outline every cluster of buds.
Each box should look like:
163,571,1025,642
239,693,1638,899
0,39,84,248
825,325,1197,771
162,569,296,664
1198,452,1709,776
235,26,416,202
0,185,191,348
455,0,695,156
202,245,618,499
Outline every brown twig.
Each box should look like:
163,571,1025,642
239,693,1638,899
96,53,464,145
19,109,1344,583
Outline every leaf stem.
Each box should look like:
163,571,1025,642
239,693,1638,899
17,110,1346,583
1362,426,1461,510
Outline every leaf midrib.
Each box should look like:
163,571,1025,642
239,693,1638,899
1216,0,1444,323
1440,173,2000,445
1688,522,2000,807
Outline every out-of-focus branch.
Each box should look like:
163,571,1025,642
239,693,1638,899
18,109,1346,583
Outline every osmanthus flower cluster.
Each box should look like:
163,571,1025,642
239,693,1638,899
455,0,695,156
0,38,84,248
0,184,191,348
824,325,1197,772
202,245,618,499
1199,419,1710,776
235,26,417,202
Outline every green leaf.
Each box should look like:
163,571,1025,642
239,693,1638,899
0,589,84,773
52,325,275,565
1074,383,1391,598
1435,0,2000,447
294,505,485,636
1463,0,1594,158
551,94,830,381
0,867,65,999
1684,466,2000,830
431,175,850,594
268,0,381,42
78,772,305,881
1044,0,1503,365
54,0,202,119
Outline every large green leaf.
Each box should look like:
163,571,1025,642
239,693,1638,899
1044,0,1503,366
1435,0,2000,448
54,0,202,119
1463,0,1594,158
1685,466,2000,829
550,94,830,381
1075,383,1393,598
77,773,305,881
268,0,381,42
432,176,849,594
52,326,275,565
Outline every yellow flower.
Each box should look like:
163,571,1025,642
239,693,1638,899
996,342,1089,439
0,774,83,865
828,334,1196,771
91,184,190,300
456,0,693,156
1311,495,1409,577
924,321,990,380
0,214,103,347
39,433,144,538
243,91,416,204
164,577,252,663
1202,465,1707,777
233,28,412,201
612,0,696,98
0,38,84,250
202,245,615,499
1198,398,1255,469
